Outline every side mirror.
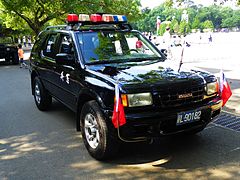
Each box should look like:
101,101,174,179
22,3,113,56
56,53,75,66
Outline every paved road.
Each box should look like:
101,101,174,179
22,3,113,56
0,65,239,180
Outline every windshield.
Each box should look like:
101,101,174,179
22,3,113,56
76,31,163,64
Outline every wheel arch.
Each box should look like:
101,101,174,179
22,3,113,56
75,88,108,131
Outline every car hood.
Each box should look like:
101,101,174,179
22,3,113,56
87,60,211,90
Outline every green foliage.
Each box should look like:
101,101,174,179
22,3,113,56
164,0,174,8
179,21,190,35
171,18,179,33
202,20,214,30
159,23,167,36
0,0,141,36
221,10,240,28
192,17,200,29
136,1,240,35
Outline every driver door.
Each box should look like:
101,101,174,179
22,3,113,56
54,33,81,112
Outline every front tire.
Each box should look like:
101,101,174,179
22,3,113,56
80,100,119,160
33,77,52,111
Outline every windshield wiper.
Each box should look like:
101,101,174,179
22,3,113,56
85,57,163,65
125,56,163,63
85,59,126,65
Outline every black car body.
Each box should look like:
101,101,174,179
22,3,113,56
0,37,19,64
29,14,222,160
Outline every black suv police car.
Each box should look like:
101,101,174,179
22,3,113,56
29,14,222,160
0,37,19,64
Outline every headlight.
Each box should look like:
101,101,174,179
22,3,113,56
206,82,218,95
6,48,10,51
127,93,153,107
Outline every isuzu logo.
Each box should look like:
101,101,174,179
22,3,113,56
178,93,193,99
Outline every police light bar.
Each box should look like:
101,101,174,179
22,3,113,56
78,13,128,23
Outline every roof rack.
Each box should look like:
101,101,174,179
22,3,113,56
44,23,132,32
45,25,68,31
79,22,132,31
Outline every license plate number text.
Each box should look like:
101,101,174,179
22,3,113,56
177,110,201,125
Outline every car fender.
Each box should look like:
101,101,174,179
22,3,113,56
77,88,108,110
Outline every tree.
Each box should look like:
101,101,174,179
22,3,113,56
0,0,141,36
191,17,200,29
159,23,168,36
179,20,190,35
135,0,240,34
202,20,214,30
171,18,179,33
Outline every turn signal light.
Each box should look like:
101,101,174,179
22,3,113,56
121,94,128,107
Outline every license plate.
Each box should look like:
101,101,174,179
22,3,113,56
176,109,201,126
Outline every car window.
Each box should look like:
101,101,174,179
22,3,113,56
43,34,58,59
58,35,74,55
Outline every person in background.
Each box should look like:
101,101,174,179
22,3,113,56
152,36,159,46
163,27,172,58
22,36,26,47
18,37,21,45
148,32,152,41
18,44,27,68
209,34,213,43
28,36,32,47
136,38,143,49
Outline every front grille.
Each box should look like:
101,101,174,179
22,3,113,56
159,85,204,108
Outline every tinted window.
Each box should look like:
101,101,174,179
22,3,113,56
58,35,74,55
43,34,58,59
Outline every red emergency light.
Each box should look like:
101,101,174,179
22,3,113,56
67,14,79,23
90,14,102,22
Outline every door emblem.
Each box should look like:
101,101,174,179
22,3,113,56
60,71,70,84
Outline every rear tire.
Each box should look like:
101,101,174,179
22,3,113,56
33,77,52,111
80,100,119,160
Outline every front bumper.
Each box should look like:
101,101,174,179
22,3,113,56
115,97,222,139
